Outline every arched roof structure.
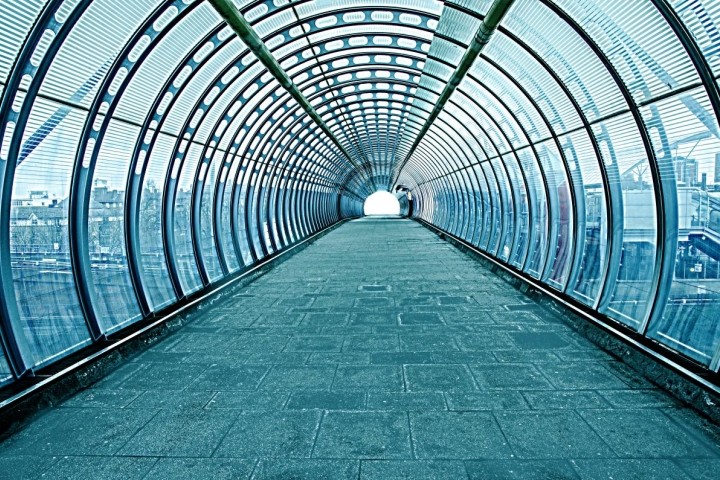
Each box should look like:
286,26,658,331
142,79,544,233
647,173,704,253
0,0,719,386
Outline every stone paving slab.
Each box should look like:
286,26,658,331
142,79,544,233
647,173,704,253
0,218,719,479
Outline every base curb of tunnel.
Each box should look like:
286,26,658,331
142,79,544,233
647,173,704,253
0,218,357,437
413,218,720,426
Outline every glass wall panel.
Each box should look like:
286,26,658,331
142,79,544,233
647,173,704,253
256,165,277,255
481,162,502,256
237,159,257,262
117,3,227,129
90,119,142,331
486,35,580,135
565,130,608,305
0,0,47,84
221,157,242,272
430,181,445,232
462,81,524,151
557,0,699,104
278,169,295,247
284,181,300,245
199,150,224,282
433,175,450,234
286,182,302,242
670,0,720,75
503,152,529,267
473,164,492,249
473,58,550,142
517,147,548,278
38,0,160,111
461,167,480,244
505,0,626,121
537,140,574,288
443,172,463,233
237,159,255,266
452,172,467,239
492,157,514,262
160,25,245,137
645,88,720,365
10,100,91,365
265,171,283,249
594,114,658,328
139,133,177,309
246,164,264,259
174,143,204,294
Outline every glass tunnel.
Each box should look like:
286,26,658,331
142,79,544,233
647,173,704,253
0,0,719,389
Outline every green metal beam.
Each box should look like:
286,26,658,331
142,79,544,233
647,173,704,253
391,0,516,188
207,0,375,192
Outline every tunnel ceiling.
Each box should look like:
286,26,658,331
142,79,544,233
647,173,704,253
1,0,720,386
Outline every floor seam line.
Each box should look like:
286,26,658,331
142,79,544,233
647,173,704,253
407,410,417,460
208,410,242,459
308,410,327,459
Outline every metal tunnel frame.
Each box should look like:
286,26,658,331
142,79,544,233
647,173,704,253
0,0,718,391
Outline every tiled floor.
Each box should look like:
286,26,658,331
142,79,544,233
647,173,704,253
1,218,718,479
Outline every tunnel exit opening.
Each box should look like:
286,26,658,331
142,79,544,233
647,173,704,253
363,191,401,216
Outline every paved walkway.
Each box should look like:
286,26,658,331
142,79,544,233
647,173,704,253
1,218,719,479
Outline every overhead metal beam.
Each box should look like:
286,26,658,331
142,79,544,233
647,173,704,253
390,0,516,188
207,0,375,192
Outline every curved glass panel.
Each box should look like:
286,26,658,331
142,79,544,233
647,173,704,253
565,129,608,304
199,150,224,280
645,87,720,365
538,139,574,288
594,113,658,328
670,0,720,75
517,147,548,277
90,119,142,331
174,143,204,294
0,0,47,84
10,99,91,365
139,132,178,309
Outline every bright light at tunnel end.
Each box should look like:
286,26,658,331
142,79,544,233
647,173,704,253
364,191,401,216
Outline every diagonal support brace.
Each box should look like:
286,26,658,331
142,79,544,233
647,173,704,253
391,0,516,187
207,0,374,191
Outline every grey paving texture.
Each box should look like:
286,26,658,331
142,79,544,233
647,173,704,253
1,218,719,479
